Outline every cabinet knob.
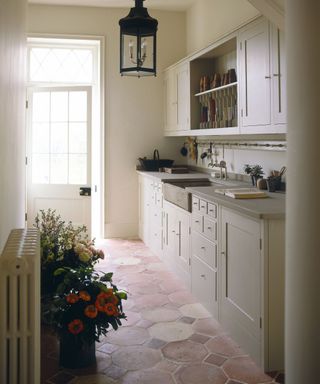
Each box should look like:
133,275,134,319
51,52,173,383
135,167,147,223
201,246,205,250
207,227,212,230
172,230,175,233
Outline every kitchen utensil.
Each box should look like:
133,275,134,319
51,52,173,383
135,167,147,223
279,166,287,177
200,152,208,160
180,144,188,157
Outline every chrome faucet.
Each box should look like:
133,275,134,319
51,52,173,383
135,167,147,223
219,160,228,180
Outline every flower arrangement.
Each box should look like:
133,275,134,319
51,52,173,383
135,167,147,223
34,209,105,297
49,266,126,346
35,209,127,359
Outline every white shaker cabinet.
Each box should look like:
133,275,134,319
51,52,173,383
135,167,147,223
239,19,271,131
220,207,285,371
239,18,286,134
163,61,190,135
163,200,191,288
220,208,262,364
138,175,163,254
191,196,219,317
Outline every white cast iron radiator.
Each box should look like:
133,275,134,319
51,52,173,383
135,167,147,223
0,229,40,384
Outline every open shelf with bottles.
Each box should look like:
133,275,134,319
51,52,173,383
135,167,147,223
189,36,239,133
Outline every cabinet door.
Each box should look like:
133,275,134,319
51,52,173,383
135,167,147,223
239,19,271,130
271,26,286,125
192,255,218,316
139,177,152,245
150,205,163,255
176,209,191,274
163,201,177,264
220,208,262,364
163,68,177,132
177,62,190,131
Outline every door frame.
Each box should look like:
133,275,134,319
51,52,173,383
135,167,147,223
26,34,105,239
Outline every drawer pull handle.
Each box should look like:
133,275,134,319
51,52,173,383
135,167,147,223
172,230,175,233
207,227,212,230
195,220,200,223
200,274,206,278
201,206,205,208
209,209,214,212
201,246,205,250
193,202,198,205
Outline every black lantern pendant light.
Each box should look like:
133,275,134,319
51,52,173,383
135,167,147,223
119,0,158,77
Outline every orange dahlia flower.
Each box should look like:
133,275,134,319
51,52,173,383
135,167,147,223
66,293,79,304
95,292,109,312
104,302,118,316
84,304,98,319
79,290,91,302
108,295,119,305
68,319,84,335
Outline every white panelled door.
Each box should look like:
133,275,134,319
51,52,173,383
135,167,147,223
27,86,92,233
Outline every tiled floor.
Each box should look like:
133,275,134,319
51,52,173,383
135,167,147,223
42,239,284,384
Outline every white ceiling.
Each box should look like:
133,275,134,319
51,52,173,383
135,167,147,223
28,0,196,11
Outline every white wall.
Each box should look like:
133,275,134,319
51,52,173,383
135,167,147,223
27,5,186,238
0,0,27,252
186,0,260,54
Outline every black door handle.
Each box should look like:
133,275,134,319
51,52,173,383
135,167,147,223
79,187,91,196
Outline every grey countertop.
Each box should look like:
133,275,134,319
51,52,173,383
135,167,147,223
186,185,285,220
137,170,210,180
137,171,285,220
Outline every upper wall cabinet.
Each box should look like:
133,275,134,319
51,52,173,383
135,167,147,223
164,62,190,135
164,17,287,137
238,19,286,134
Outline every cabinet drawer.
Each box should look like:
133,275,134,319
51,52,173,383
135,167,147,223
191,255,217,307
192,232,217,269
191,213,203,233
192,196,200,212
199,199,207,214
207,203,217,218
203,217,217,241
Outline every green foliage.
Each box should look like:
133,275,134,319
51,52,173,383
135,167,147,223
35,209,127,347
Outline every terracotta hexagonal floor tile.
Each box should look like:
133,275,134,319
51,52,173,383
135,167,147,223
149,322,194,342
134,294,169,310
106,327,150,346
205,335,244,357
175,363,227,384
188,333,210,344
162,340,208,363
122,369,175,384
168,290,197,305
204,353,227,366
120,310,141,327
111,346,161,371
180,303,211,319
142,307,181,322
223,356,272,384
192,318,224,337
127,282,162,295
